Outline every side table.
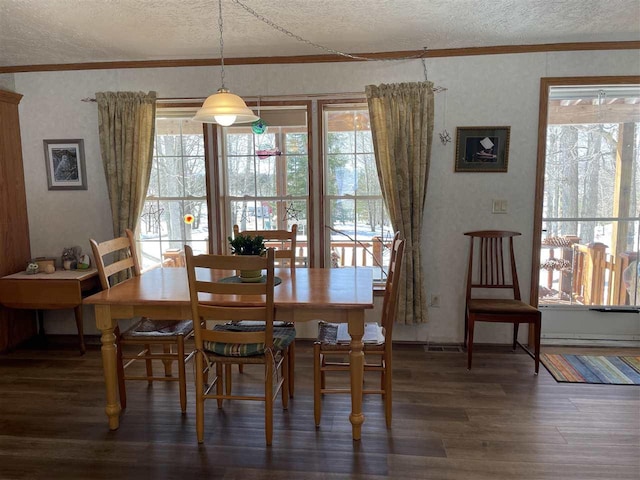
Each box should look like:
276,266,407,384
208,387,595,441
0,268,100,354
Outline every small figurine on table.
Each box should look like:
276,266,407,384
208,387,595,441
61,246,82,270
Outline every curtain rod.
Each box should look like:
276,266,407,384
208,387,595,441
81,87,446,103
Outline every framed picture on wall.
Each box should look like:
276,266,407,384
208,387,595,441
454,126,510,172
44,139,87,190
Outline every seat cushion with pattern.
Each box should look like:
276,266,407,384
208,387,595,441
122,318,194,338
204,324,296,357
234,320,294,328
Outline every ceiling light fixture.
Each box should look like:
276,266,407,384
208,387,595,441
193,0,258,126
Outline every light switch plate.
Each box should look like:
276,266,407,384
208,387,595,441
492,199,508,214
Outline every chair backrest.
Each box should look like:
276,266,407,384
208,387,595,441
89,229,141,290
464,230,522,301
185,246,276,350
380,232,406,340
233,224,298,268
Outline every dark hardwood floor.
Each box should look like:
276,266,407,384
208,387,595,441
0,338,638,479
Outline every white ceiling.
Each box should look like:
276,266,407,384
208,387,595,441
1,0,639,68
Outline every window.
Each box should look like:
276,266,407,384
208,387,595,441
138,117,209,270
144,100,392,279
538,82,640,307
221,106,309,265
322,104,393,280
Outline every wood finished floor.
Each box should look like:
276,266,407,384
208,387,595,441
0,338,638,480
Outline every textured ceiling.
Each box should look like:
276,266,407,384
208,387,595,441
0,0,639,68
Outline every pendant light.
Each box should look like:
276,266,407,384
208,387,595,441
193,0,258,126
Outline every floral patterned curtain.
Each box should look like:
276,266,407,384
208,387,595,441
96,91,156,238
366,82,434,324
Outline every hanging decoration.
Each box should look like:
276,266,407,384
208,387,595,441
284,202,302,222
252,118,268,134
438,88,452,144
256,148,282,159
252,96,268,134
421,49,451,145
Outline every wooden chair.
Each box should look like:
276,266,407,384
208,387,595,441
185,247,293,445
89,229,194,412
464,230,541,374
313,232,405,428
232,224,297,396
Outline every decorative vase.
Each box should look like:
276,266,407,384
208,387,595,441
240,269,263,282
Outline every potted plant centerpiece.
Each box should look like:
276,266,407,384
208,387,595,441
228,233,267,282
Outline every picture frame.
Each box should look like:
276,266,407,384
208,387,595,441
454,126,510,172
44,139,87,190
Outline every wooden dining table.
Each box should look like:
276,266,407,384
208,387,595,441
84,266,374,440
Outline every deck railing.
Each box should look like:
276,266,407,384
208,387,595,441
541,238,636,306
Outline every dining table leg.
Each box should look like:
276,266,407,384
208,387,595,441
95,304,121,430
348,310,365,440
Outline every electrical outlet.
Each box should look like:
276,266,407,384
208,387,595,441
430,294,441,307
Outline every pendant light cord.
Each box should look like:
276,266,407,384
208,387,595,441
218,0,226,89
231,0,425,62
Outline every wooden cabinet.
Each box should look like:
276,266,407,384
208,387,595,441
0,89,36,352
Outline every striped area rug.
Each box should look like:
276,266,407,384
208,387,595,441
541,354,640,385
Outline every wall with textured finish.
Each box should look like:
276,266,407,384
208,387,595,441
13,49,640,341
0,74,15,92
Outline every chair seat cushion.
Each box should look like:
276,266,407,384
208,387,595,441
204,324,296,357
317,322,385,350
468,298,539,315
234,320,294,328
123,318,193,338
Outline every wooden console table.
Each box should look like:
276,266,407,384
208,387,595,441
0,269,100,354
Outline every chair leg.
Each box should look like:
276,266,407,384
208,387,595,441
115,330,127,409
288,341,295,398
281,350,289,409
225,364,232,396
177,337,186,413
265,359,274,446
195,352,205,443
384,352,393,429
216,363,223,408
238,364,244,374
162,343,172,376
144,343,153,385
513,323,520,351
320,354,326,390
313,342,322,427
534,316,541,375
463,307,469,348
467,317,475,370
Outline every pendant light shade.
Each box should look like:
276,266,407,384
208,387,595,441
192,0,257,127
193,88,258,126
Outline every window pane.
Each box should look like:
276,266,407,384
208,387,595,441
327,131,354,154
181,120,205,155
155,120,183,156
286,155,308,195
147,162,159,197
226,132,253,156
227,157,256,196
256,157,277,197
157,157,185,197
183,157,205,197
286,132,307,154
543,124,634,219
327,154,356,196
355,153,380,195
